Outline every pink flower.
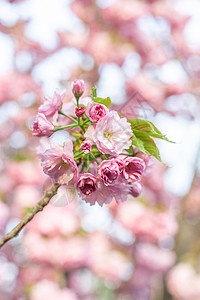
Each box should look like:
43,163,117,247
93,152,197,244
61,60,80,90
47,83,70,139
40,140,78,185
113,156,125,173
85,111,133,155
98,159,120,186
80,140,92,154
75,106,85,117
123,157,145,182
32,113,54,137
72,79,84,98
84,125,96,142
78,176,129,206
77,173,97,196
129,181,143,197
85,101,108,122
78,179,110,206
39,89,66,117
108,182,130,204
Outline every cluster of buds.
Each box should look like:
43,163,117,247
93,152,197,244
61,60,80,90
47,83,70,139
32,80,146,206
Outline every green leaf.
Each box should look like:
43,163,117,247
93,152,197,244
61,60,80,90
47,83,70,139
92,96,111,108
127,118,174,143
90,86,111,108
131,131,163,163
91,86,97,98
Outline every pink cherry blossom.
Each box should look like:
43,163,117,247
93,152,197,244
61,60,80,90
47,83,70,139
39,89,66,117
72,79,84,98
113,156,125,173
77,176,110,206
79,177,130,206
32,113,54,137
77,173,97,196
85,101,108,122
40,140,78,185
98,159,120,186
84,124,96,142
122,157,145,182
107,181,130,204
80,140,92,154
85,111,133,155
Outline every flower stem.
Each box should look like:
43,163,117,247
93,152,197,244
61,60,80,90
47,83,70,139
90,153,99,165
54,124,78,131
87,154,90,172
75,95,80,107
81,119,91,126
74,151,83,159
58,111,77,123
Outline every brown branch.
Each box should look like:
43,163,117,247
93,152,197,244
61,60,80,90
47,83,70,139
0,184,60,248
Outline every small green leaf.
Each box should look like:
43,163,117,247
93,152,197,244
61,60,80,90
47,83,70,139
92,96,111,108
91,86,111,108
91,87,97,98
132,131,163,163
128,118,174,143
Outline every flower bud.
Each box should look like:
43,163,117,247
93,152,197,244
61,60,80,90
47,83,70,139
80,140,92,154
72,79,84,98
32,113,54,137
129,182,143,197
75,106,85,117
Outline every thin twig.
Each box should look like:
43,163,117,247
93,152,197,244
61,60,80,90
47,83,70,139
0,184,60,248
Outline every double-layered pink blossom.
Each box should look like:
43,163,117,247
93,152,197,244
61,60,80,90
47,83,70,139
77,173,97,196
39,89,66,117
113,157,125,173
85,111,133,155
78,174,130,206
98,159,120,186
80,140,92,154
32,113,54,137
72,79,84,98
85,101,108,122
40,140,78,185
123,157,145,182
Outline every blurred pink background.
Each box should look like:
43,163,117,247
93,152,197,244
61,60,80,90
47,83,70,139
0,0,200,299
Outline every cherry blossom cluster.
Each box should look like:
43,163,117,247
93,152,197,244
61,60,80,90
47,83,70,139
32,79,146,206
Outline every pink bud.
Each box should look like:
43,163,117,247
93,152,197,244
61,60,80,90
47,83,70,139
80,140,92,154
129,182,143,197
72,79,85,98
75,106,85,117
32,113,54,137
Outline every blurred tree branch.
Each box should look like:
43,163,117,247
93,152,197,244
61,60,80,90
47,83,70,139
0,184,60,248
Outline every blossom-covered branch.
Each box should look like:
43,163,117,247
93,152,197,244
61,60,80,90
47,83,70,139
32,79,171,207
0,184,60,248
